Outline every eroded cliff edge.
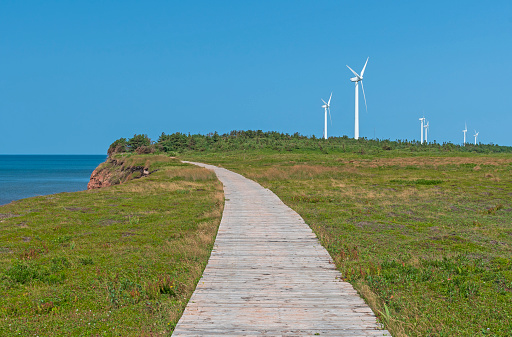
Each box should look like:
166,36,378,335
87,157,151,190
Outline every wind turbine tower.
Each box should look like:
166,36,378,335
347,57,369,140
321,93,332,139
474,130,479,145
419,117,425,144
463,123,467,145
424,120,429,143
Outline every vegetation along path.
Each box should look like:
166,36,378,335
173,162,390,336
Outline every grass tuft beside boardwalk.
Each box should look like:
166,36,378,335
0,155,223,336
182,150,512,337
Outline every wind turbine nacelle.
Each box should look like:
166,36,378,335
350,77,359,82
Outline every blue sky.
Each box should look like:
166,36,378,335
1,1,511,154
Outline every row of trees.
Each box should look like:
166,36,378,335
108,131,512,156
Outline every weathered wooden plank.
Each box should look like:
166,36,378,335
173,330,390,337
172,162,391,336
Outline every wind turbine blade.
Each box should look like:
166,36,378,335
328,92,332,106
346,65,360,78
360,57,369,77
321,99,327,105
360,80,368,112
328,107,332,125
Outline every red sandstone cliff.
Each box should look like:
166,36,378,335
87,158,151,190
87,166,113,190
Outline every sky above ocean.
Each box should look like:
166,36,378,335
1,1,511,154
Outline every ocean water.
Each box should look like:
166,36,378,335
0,155,106,206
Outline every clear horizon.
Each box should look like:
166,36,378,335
1,1,511,154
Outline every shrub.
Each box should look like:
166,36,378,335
135,145,156,154
107,138,128,156
128,134,151,152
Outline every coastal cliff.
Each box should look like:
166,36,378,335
87,165,114,189
87,157,151,190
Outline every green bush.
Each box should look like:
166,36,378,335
135,144,156,154
107,138,128,156
128,134,151,152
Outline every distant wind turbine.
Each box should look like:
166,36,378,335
474,130,479,145
424,120,429,143
347,57,369,140
321,93,332,139
463,122,467,145
419,117,425,144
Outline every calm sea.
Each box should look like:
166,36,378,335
0,155,106,206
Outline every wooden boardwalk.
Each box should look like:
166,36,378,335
173,162,391,336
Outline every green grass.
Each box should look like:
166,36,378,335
0,155,223,336
182,150,512,336
3,144,512,336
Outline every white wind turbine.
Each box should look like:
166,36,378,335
321,93,332,139
347,57,369,140
474,130,479,145
463,122,467,145
419,117,425,144
424,120,429,143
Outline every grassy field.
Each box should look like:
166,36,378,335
182,149,512,337
0,155,223,336
2,145,511,336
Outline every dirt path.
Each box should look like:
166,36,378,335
173,162,391,336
